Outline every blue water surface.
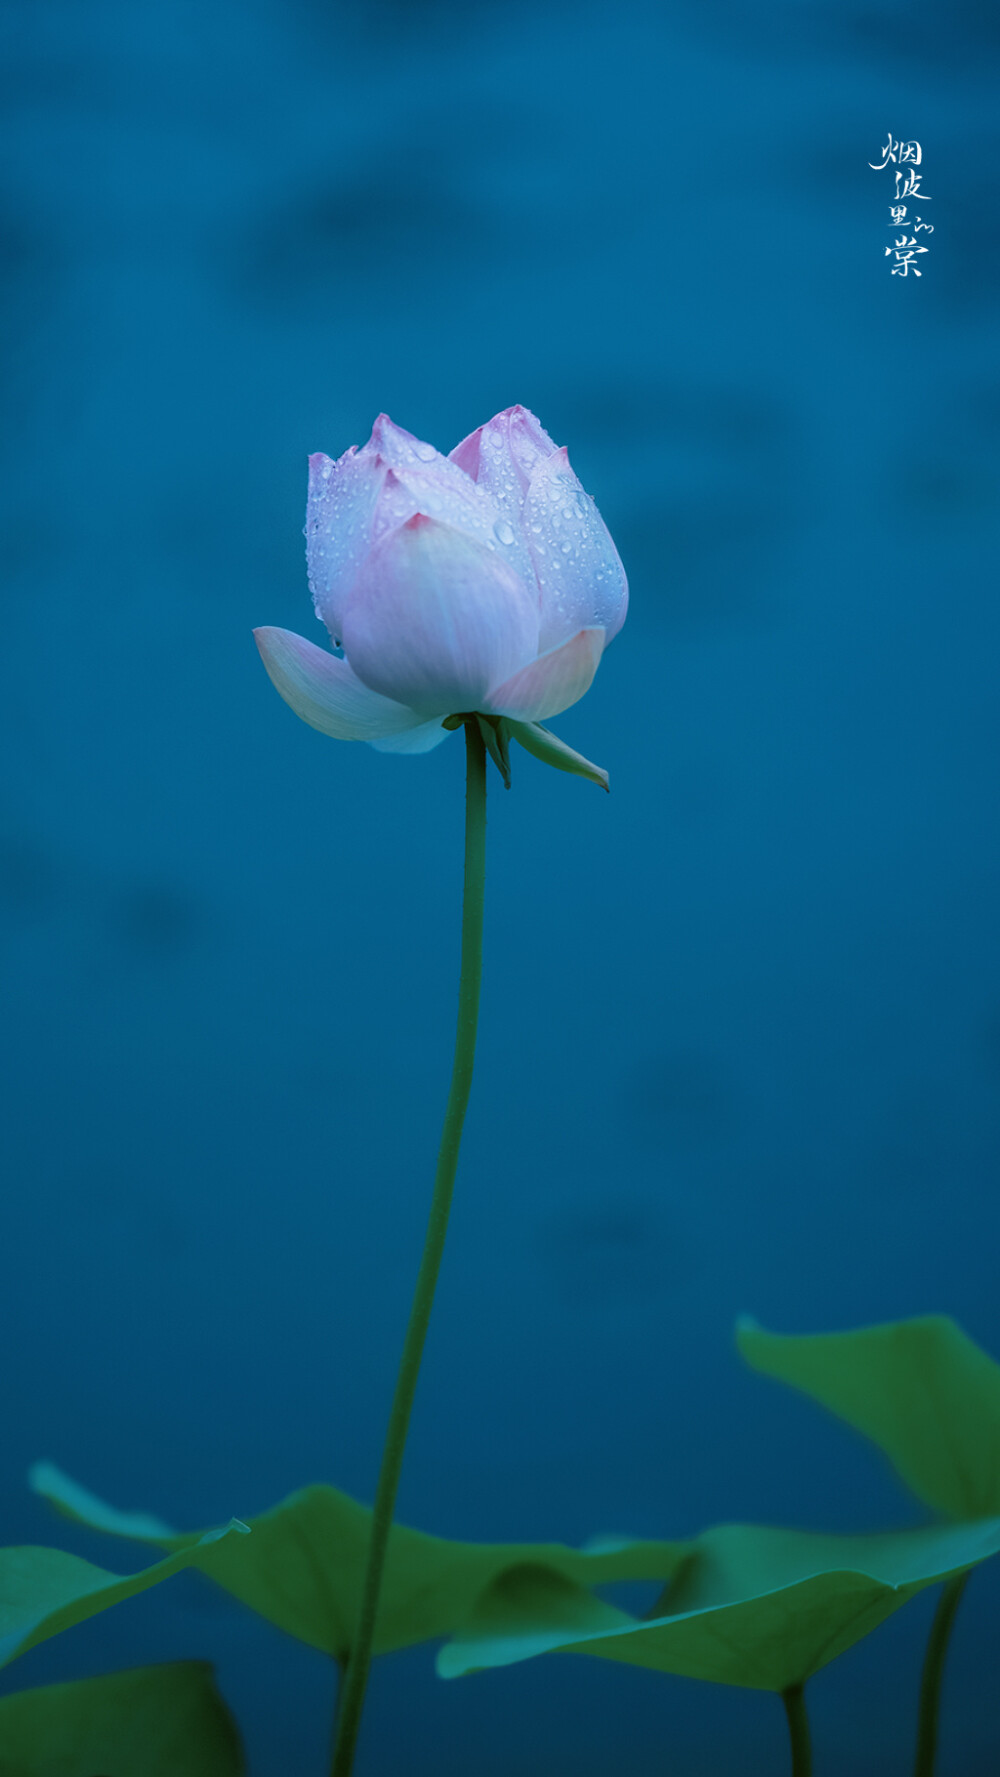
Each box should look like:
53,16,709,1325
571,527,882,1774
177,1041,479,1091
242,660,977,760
1,0,998,1770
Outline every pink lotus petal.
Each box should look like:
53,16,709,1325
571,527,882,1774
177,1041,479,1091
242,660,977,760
361,415,503,554
371,721,452,755
342,515,539,718
368,412,442,469
448,407,556,596
253,627,426,740
306,448,388,642
367,415,495,522
449,405,556,495
485,627,605,722
369,463,498,553
523,447,629,653
447,428,482,482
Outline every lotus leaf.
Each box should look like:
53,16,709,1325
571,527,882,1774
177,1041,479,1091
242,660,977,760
0,1661,242,1776
737,1315,1000,1520
30,1464,685,1661
438,1515,1000,1692
0,1519,245,1672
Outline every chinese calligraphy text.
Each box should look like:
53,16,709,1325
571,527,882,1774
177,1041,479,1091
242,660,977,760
869,134,933,276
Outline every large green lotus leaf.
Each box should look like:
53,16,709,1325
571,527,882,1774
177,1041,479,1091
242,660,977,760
737,1315,1000,1520
0,1521,246,1672
438,1515,1000,1693
0,1661,243,1776
30,1465,686,1661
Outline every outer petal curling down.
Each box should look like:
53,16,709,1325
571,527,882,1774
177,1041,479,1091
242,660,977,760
253,628,427,741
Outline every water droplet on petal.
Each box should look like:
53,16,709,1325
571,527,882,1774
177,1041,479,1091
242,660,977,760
493,518,515,546
415,442,437,462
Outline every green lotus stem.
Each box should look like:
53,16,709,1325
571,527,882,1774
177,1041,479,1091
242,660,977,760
913,1573,969,1777
781,1684,812,1777
330,718,488,1777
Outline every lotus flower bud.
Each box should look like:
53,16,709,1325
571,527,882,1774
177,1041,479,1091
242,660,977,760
254,408,627,772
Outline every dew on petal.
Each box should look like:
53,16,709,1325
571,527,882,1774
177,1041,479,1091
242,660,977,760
415,442,437,462
493,518,515,546
523,450,628,651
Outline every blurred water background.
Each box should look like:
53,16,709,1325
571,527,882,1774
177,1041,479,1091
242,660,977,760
1,0,998,1771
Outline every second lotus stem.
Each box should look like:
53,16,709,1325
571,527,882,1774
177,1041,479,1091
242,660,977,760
914,1572,969,1777
782,1684,812,1777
